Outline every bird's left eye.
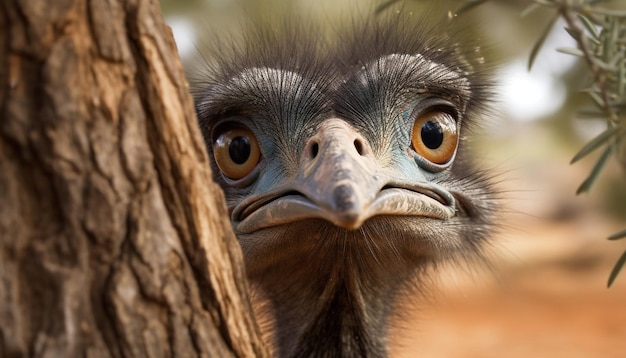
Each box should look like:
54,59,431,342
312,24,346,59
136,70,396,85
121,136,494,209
411,111,458,165
213,126,261,180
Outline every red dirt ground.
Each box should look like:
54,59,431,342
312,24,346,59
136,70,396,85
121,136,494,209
390,216,626,358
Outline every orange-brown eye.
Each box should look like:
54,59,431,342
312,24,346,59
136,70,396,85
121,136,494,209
411,111,458,165
213,126,260,180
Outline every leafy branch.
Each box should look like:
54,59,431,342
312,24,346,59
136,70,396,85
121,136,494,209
517,0,626,287
471,0,626,287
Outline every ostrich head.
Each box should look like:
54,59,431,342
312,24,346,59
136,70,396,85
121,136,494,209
193,12,497,357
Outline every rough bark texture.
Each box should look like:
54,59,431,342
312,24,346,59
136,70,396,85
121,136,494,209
0,0,267,357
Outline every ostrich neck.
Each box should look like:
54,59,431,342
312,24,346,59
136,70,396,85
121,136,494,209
241,217,441,357
282,268,390,357
251,238,414,358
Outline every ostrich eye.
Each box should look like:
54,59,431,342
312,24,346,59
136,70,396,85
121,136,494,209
411,111,458,165
213,125,260,180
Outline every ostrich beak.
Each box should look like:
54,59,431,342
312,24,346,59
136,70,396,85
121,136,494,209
290,118,385,229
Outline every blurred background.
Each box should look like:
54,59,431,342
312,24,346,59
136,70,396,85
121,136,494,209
161,0,626,356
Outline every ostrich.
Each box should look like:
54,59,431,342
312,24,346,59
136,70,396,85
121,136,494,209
193,12,497,358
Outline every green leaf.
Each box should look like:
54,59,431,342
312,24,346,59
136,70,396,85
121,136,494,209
588,7,626,17
578,14,601,39
563,26,577,39
608,250,626,288
609,51,623,68
588,0,611,5
564,27,577,40
585,89,605,108
528,13,559,71
520,3,541,18
576,145,613,194
454,0,489,16
603,17,616,60
571,125,619,164
564,27,600,45
557,47,585,57
608,229,626,241
593,58,616,72
576,108,607,119
375,0,401,15
615,53,626,98
533,0,556,6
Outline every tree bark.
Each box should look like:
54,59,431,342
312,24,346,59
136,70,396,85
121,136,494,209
0,0,267,357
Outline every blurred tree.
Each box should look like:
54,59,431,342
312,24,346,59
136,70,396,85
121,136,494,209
0,0,267,356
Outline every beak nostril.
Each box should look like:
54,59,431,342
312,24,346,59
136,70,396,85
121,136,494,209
354,139,364,156
310,142,319,159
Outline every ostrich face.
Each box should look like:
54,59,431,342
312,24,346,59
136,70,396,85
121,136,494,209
194,14,497,357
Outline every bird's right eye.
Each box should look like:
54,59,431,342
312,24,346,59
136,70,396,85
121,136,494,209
411,110,458,165
213,126,261,180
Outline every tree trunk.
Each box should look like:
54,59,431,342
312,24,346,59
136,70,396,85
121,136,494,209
0,0,267,357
